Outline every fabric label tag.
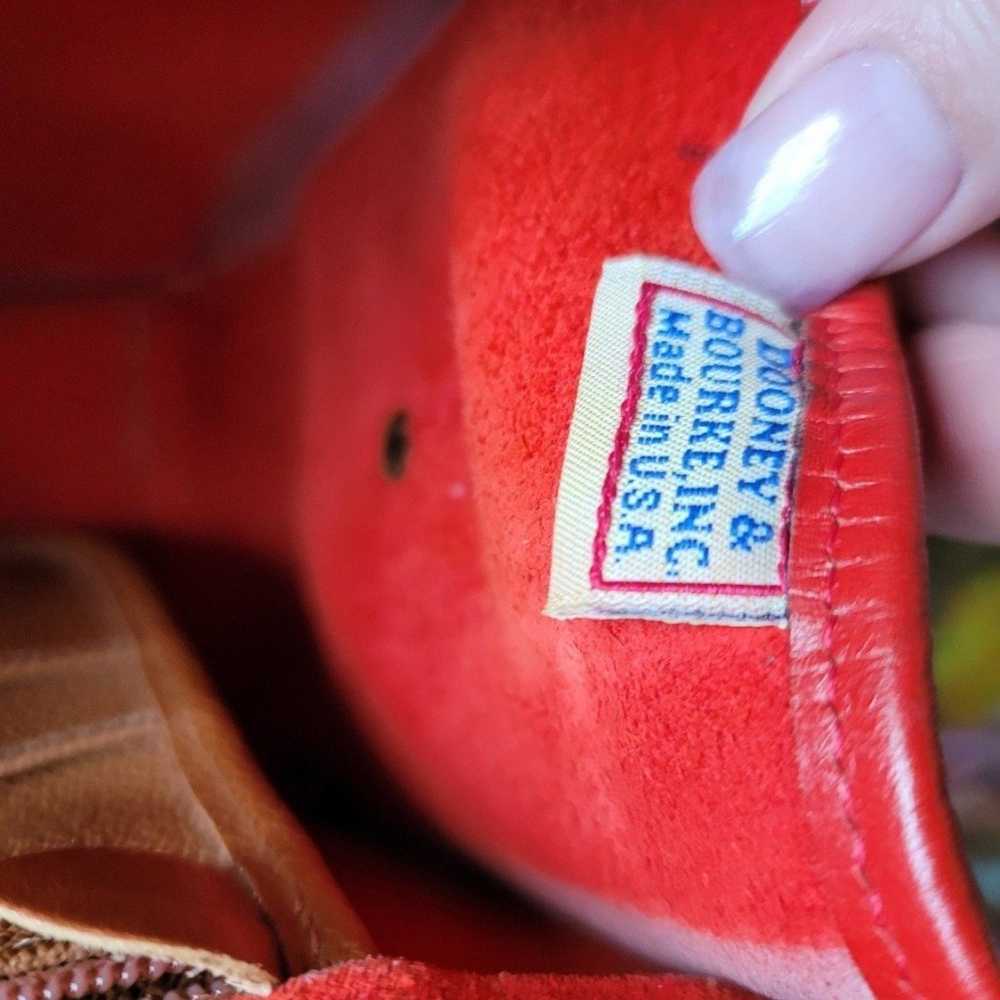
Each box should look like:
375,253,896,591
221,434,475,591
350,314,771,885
545,256,802,627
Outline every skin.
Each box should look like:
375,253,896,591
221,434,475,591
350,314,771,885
695,0,1000,543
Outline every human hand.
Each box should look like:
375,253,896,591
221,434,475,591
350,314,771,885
691,0,1000,543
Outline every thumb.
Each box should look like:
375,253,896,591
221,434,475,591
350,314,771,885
691,0,1000,315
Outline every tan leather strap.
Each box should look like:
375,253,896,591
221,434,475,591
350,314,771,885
0,536,371,993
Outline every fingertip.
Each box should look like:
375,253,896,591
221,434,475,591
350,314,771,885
894,229,1000,328
692,50,960,316
912,320,1000,544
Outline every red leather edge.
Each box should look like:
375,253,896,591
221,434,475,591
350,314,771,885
790,284,1000,998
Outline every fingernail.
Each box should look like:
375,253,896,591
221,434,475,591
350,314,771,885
692,50,961,315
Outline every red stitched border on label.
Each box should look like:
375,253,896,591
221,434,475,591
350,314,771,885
589,281,794,594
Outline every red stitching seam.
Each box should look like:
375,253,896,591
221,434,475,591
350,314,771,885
817,317,919,999
589,281,790,595
775,339,807,592
590,281,656,589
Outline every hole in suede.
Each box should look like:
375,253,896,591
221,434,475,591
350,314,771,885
382,411,410,479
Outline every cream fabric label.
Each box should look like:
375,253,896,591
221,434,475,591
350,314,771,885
545,256,802,627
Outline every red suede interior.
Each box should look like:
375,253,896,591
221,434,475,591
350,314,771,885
0,252,299,557
1,2,361,286
296,6,845,998
273,959,758,1000
1,2,997,998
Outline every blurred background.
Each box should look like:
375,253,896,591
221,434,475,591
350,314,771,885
931,537,1000,943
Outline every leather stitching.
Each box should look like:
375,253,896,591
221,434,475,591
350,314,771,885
817,317,920,999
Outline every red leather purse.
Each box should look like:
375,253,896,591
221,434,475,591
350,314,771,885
1,2,996,998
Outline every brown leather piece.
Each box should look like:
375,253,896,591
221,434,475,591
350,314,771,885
0,850,278,977
0,536,371,989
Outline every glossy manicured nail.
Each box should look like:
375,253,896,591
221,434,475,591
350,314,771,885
692,50,961,314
